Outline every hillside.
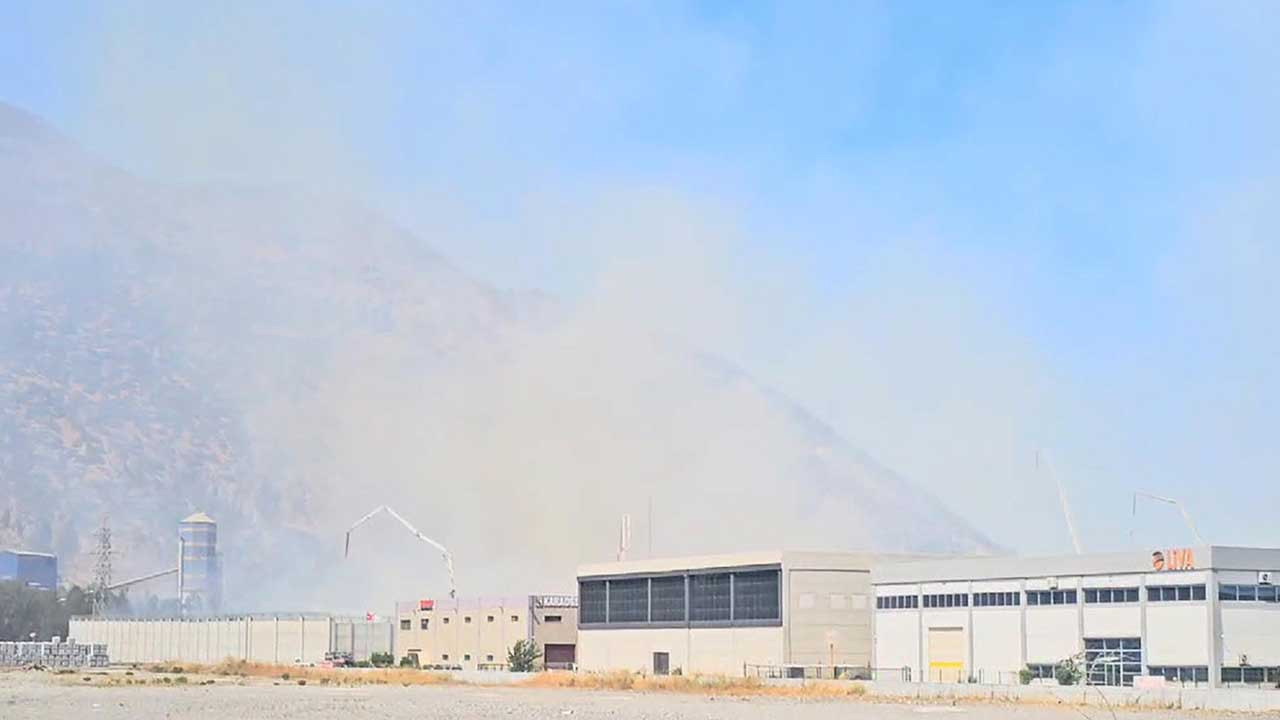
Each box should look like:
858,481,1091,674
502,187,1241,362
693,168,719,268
0,102,994,610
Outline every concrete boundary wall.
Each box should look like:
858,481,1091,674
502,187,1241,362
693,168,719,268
68,616,388,666
857,680,1280,713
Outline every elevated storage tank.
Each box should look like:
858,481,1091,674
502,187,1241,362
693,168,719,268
178,512,221,612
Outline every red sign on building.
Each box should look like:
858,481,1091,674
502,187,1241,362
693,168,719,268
420,599,435,611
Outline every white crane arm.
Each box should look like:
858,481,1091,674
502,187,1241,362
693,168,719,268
1132,491,1206,546
344,505,457,598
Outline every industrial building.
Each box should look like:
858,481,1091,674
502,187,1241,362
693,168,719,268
0,550,58,589
873,546,1280,688
576,551,896,676
69,614,392,665
394,595,579,669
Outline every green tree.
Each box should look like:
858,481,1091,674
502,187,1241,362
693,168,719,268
507,639,542,672
0,581,100,641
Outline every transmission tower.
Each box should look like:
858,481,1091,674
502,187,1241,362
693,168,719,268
91,517,113,616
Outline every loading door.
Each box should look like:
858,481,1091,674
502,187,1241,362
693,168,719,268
544,643,576,669
653,652,670,676
927,627,965,683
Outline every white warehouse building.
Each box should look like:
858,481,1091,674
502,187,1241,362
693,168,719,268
873,546,1280,688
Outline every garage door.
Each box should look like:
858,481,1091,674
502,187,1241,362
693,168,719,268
544,643,576,669
927,627,965,683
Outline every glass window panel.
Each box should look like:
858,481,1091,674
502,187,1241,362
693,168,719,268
1126,588,1139,602
1192,585,1206,601
580,581,607,623
689,573,731,622
608,578,649,623
733,570,780,621
650,575,686,622
1239,585,1257,601
1220,585,1238,601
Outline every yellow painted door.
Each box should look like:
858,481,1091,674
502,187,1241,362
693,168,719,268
927,627,965,683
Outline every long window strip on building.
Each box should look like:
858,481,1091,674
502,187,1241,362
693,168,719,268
580,569,779,626
1218,583,1280,602
1025,589,1077,606
1148,666,1209,684
922,593,968,608
876,594,918,610
1221,667,1280,685
1145,584,1206,602
1083,587,1139,604
973,591,1020,607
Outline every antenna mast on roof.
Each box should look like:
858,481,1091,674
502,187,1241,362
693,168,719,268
1038,450,1082,555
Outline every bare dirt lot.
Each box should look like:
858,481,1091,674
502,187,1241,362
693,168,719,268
0,670,1213,720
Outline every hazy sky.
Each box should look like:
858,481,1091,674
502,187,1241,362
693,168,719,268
3,1,1277,556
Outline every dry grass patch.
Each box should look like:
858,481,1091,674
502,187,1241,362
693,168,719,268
524,671,866,699
203,661,455,687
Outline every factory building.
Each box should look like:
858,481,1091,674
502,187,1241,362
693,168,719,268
69,614,392,665
0,550,58,589
576,551,898,676
394,595,579,670
178,513,221,612
873,546,1280,688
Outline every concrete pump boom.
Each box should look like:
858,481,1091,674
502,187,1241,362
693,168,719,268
1132,491,1206,546
344,505,457,598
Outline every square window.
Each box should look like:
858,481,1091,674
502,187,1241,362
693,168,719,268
442,654,449,661
420,619,429,630
464,616,472,623
1220,585,1238,601
511,615,520,622
486,655,494,662
400,620,411,630
464,654,471,661
1239,585,1257,602
1177,586,1191,601
1126,588,1139,602
443,617,450,624
1193,585,1207,601
487,616,494,623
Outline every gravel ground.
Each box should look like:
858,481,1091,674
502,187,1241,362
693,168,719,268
0,671,1210,720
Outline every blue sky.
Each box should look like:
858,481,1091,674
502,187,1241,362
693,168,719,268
3,1,1277,553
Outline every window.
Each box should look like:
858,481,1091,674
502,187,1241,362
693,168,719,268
923,593,968,608
878,594,919,610
511,615,519,623
487,615,494,623
1084,637,1142,686
443,617,450,624
973,591,1020,607
486,655,494,662
420,619,429,630
400,619,411,630
463,654,471,661
1027,590,1077,605
1084,588,1139,604
1220,584,1279,603
1147,585,1206,602
650,575,686,622
544,615,562,623
1149,666,1208,684
734,570,781,621
607,577,649,623
580,580,607,623
1026,664,1057,679
1221,667,1280,685
690,573,731,622
442,654,449,661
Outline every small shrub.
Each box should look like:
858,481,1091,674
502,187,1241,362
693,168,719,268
1018,668,1034,685
297,679,307,686
370,652,395,668
174,676,188,685
507,639,543,672
1055,658,1082,686
280,672,291,681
